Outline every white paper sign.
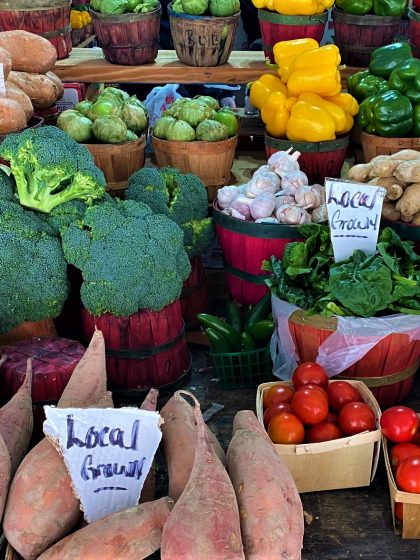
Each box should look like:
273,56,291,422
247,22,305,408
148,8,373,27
325,178,386,262
43,407,162,523
0,64,5,97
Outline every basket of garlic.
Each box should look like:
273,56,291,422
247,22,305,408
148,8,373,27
213,148,327,305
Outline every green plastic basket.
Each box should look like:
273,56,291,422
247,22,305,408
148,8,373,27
210,346,273,390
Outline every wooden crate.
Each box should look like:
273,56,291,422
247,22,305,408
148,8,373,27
256,379,382,493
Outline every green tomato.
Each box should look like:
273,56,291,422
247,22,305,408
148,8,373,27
213,110,238,136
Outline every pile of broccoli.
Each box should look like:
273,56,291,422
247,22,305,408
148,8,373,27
126,166,215,257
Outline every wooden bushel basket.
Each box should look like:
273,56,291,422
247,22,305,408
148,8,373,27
168,3,240,66
361,131,420,161
180,256,209,329
0,0,72,60
288,309,420,408
83,135,146,195
90,6,161,66
151,135,237,199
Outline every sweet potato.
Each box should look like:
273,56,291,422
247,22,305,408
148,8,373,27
3,330,110,560
396,183,420,216
0,97,26,134
348,163,372,182
0,431,11,522
139,388,159,504
6,81,33,122
45,71,64,100
394,161,420,184
232,410,271,442
160,394,226,502
8,71,61,110
0,46,12,79
36,497,173,560
161,391,244,559
0,31,56,74
0,358,33,476
227,414,304,560
381,202,401,222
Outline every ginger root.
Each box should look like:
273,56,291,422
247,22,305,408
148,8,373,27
395,182,420,216
381,202,401,222
348,163,372,182
368,177,403,201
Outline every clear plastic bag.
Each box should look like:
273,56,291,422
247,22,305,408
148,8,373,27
144,84,182,127
270,295,420,380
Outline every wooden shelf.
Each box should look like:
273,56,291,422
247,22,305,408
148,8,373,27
54,48,362,86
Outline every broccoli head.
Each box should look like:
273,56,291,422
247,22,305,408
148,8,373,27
0,126,106,214
126,166,214,257
0,169,15,201
0,200,69,334
61,198,191,316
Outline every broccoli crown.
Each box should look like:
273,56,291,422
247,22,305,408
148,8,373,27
61,198,191,316
0,126,106,214
126,166,214,256
0,169,15,201
0,200,69,334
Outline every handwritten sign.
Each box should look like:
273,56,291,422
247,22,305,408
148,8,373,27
43,407,162,523
0,64,5,97
325,178,386,262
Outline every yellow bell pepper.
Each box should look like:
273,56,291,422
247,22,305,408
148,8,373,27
261,91,290,138
287,100,336,142
249,73,288,110
273,38,319,84
285,96,297,111
70,10,84,30
298,92,348,134
271,0,333,15
326,92,359,117
81,11,92,25
288,67,342,97
292,44,341,72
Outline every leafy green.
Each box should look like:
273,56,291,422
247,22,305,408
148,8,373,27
264,224,420,318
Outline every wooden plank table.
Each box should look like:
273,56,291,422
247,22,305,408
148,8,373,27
54,48,361,86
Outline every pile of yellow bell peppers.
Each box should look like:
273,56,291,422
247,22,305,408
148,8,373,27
251,0,334,16
249,39,359,142
70,9,92,30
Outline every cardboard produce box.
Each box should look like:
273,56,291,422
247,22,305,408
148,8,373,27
256,380,382,493
384,432,420,539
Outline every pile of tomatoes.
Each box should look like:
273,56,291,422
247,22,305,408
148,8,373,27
380,405,420,522
262,362,377,445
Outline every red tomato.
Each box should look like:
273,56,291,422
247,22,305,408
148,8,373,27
292,362,329,390
338,402,376,436
291,387,329,426
306,422,343,443
268,412,305,445
263,402,293,427
327,381,363,412
395,502,404,522
396,457,420,493
380,406,419,444
325,411,339,425
263,385,294,409
304,384,328,399
390,443,420,473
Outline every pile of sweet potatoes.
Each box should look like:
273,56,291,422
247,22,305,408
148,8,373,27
1,333,304,560
0,30,63,135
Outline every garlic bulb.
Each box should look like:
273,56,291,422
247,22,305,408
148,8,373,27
280,171,309,195
294,186,323,210
275,194,295,208
310,184,326,205
246,173,279,198
267,149,301,178
217,185,240,209
275,204,312,225
231,208,247,220
230,194,252,220
253,165,272,175
311,204,328,223
250,192,277,220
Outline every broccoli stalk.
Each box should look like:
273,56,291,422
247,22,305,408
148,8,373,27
0,126,106,214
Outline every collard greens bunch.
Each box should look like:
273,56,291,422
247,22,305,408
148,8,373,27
264,223,420,318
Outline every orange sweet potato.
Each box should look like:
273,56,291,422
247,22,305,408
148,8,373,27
0,97,26,134
8,71,62,110
232,409,271,442
0,358,33,476
6,81,33,122
161,391,244,559
0,431,11,522
139,388,159,504
0,31,57,74
227,411,304,560
161,394,226,502
0,46,12,79
37,496,173,560
3,330,110,560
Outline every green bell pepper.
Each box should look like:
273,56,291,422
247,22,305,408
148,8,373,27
357,90,413,137
369,42,413,79
413,103,420,137
347,70,390,102
373,0,408,16
389,58,420,104
336,0,373,14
